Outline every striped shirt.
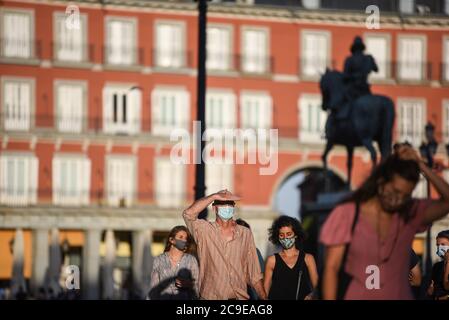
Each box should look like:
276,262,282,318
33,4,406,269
148,252,199,300
183,213,263,300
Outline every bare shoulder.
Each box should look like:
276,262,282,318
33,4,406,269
265,255,276,268
305,253,316,264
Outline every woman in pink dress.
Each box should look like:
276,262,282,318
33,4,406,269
320,144,449,300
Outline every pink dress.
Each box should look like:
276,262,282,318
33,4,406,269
320,199,431,300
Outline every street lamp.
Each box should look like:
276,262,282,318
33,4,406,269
195,0,209,219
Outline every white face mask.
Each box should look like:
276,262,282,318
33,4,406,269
436,245,449,259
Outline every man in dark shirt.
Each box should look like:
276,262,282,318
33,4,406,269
427,230,449,300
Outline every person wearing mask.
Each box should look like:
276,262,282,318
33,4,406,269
427,230,449,300
148,226,198,300
321,144,449,300
264,216,318,300
182,190,267,300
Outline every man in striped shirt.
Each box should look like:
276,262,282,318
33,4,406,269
183,189,267,300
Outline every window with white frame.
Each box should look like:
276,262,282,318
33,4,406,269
0,154,38,205
151,88,189,136
1,10,33,58
54,12,86,62
155,157,185,208
155,22,185,68
53,156,90,206
398,99,426,147
443,100,449,143
107,157,135,207
240,92,272,130
301,31,329,77
398,36,426,81
106,18,136,65
241,28,268,74
56,82,85,133
399,0,414,14
299,95,327,143
103,85,141,134
207,26,232,71
206,161,233,195
443,38,449,82
2,78,33,131
206,90,236,130
365,34,390,80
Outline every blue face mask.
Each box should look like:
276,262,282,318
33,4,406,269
217,207,234,221
436,245,449,258
279,237,296,249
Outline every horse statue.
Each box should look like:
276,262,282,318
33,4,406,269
319,68,395,188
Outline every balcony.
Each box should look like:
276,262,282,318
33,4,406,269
52,41,95,66
152,48,193,71
0,38,41,64
103,45,144,68
299,58,336,80
440,63,449,84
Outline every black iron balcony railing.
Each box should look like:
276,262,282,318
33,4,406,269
152,49,193,69
51,41,95,64
0,38,41,60
103,45,144,66
393,61,433,82
299,58,336,77
237,54,274,74
440,62,449,83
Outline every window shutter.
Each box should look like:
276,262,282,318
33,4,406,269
207,27,219,69
53,157,61,204
123,22,133,65
366,37,387,79
172,163,184,207
173,25,183,67
82,158,91,205
127,88,141,134
72,17,83,61
73,85,83,133
0,156,7,202
157,24,171,67
20,82,30,130
151,90,161,134
29,156,38,204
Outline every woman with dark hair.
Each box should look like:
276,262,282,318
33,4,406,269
427,230,449,300
321,144,449,300
148,226,199,300
264,215,318,300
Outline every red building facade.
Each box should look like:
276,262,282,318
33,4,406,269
1,0,449,298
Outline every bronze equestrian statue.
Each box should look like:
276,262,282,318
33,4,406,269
319,36,395,188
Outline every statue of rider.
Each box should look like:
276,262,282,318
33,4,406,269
343,36,378,101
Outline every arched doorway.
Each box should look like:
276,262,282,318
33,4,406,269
273,167,347,260
274,167,347,220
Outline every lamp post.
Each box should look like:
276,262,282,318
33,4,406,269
419,122,437,286
195,0,208,219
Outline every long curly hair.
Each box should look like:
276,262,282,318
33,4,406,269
268,215,306,250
